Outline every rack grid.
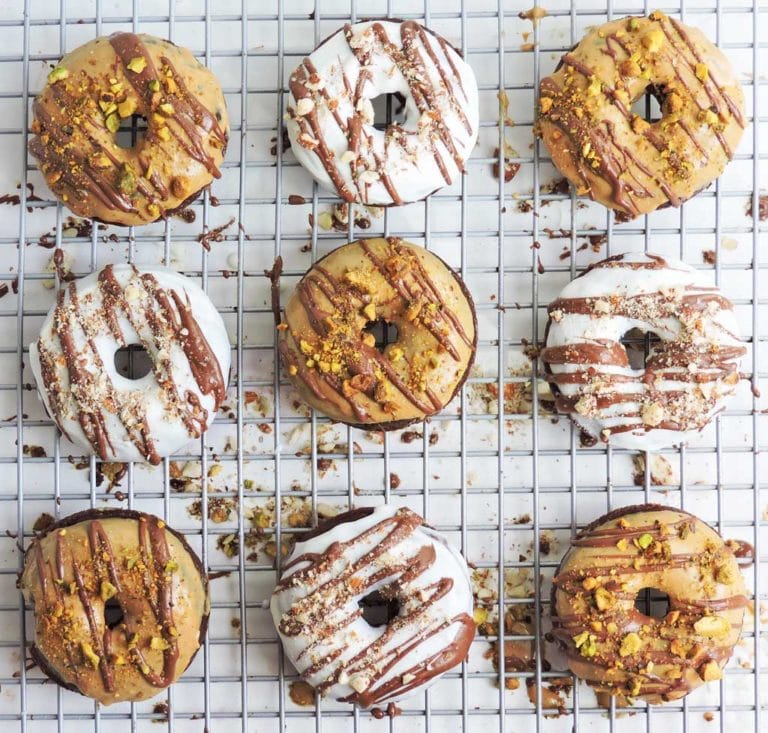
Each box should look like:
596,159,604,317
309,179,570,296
0,0,765,731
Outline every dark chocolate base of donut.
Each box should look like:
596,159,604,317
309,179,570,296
284,242,478,432
21,507,210,699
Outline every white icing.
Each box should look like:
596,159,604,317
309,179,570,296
270,505,473,705
543,253,744,451
29,265,231,463
286,20,479,205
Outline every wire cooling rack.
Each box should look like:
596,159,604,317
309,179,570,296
0,0,765,731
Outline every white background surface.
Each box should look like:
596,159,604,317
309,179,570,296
0,0,765,731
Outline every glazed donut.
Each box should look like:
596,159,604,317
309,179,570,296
278,237,476,429
29,33,228,226
551,505,748,705
29,264,230,464
20,509,209,705
540,252,745,451
286,20,479,205
270,505,475,706
538,12,745,218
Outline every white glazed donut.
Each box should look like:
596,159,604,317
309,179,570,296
286,20,479,206
540,252,745,451
270,505,475,707
29,264,230,464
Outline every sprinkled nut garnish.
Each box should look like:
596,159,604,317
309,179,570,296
47,66,69,83
349,674,370,693
619,632,642,657
594,587,615,611
715,563,735,584
616,538,629,551
118,165,137,195
100,580,117,602
157,126,171,141
81,642,101,668
106,113,121,134
573,631,597,657
159,103,175,116
695,63,709,82
539,97,553,114
118,98,138,118
636,532,654,550
474,607,488,625
147,203,161,219
582,576,598,591
148,79,161,92
150,636,171,651
164,559,179,573
389,347,405,362
642,28,664,53
699,660,722,682
127,56,147,74
641,402,665,427
362,302,376,321
295,98,315,116
693,615,731,638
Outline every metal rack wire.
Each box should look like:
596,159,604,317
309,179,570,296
0,0,764,731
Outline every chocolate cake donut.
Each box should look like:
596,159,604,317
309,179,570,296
551,505,748,705
270,505,475,706
29,33,228,226
538,12,745,218
29,264,231,464
278,237,476,429
540,252,745,451
286,20,479,205
20,509,209,705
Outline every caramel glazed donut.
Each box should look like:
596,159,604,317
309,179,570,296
538,12,745,218
270,505,475,706
20,509,209,705
540,252,745,451
29,264,231,464
551,505,749,705
28,32,229,226
278,238,477,429
286,20,479,205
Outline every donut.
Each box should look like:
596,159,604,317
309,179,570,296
540,252,745,451
29,33,229,226
538,12,745,218
20,509,209,705
551,505,748,705
285,20,479,206
278,237,476,429
29,264,231,464
270,505,475,706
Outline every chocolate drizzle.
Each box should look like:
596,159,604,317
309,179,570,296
35,265,227,464
287,20,475,205
272,507,474,707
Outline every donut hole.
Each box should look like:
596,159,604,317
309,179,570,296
372,92,408,130
363,318,400,351
104,597,125,629
620,328,661,370
358,589,400,627
630,85,665,124
114,344,153,380
634,587,670,619
115,114,149,149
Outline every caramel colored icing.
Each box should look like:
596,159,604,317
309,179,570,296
29,33,228,226
538,12,745,218
552,505,747,705
278,238,476,428
20,510,208,705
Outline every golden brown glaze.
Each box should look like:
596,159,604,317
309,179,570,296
29,33,228,226
20,509,209,705
552,505,747,705
538,12,745,218
278,238,476,428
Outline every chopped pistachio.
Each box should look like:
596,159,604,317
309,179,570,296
582,576,598,591
81,641,100,668
243,479,254,490
573,631,598,657
118,165,137,195
127,56,147,74
148,79,161,92
118,98,138,118
699,660,722,682
100,580,117,602
125,557,137,570
164,559,179,573
106,113,121,134
619,632,642,657
150,636,170,651
363,302,376,321
637,532,654,549
159,103,175,116
695,63,709,82
594,586,615,611
157,126,171,141
693,614,731,638
473,607,488,625
47,66,69,84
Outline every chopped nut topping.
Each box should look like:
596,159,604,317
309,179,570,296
619,632,642,657
127,56,147,74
